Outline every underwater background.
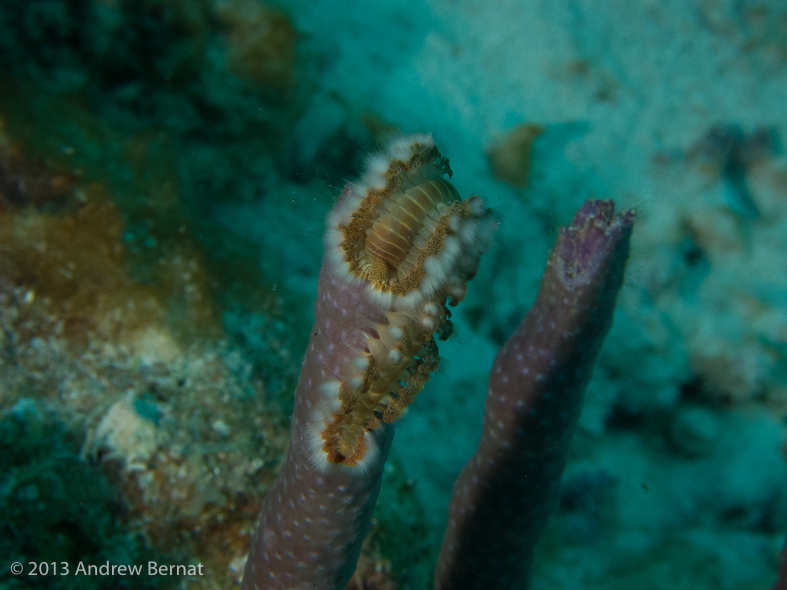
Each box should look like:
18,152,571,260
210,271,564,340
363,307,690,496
0,0,786,588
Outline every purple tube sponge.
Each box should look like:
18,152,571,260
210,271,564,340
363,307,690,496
434,200,635,589
240,133,635,589
775,536,787,590
241,134,496,590
239,268,396,589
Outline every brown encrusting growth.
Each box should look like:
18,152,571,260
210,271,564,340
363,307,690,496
0,185,225,352
486,123,544,189
218,0,299,92
0,144,74,209
0,136,293,589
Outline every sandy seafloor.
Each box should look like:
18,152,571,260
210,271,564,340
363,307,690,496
1,0,786,589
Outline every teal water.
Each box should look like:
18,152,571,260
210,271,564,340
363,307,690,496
0,1,785,589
